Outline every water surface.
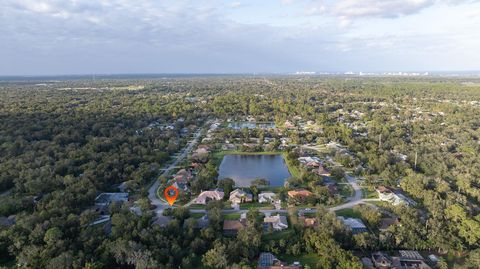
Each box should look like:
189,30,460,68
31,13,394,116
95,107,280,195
218,154,291,187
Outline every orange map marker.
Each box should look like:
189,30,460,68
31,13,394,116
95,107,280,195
164,185,179,206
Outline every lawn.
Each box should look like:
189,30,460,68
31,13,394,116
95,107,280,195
188,204,206,209
190,213,206,219
223,213,241,220
240,202,274,210
280,253,322,268
334,208,362,218
262,228,295,241
283,152,302,178
362,188,378,199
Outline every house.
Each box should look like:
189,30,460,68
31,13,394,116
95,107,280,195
315,164,331,176
306,161,320,168
222,143,236,151
257,252,301,269
298,156,321,164
284,120,295,129
194,189,225,204
376,186,416,206
376,186,394,200
174,169,192,183
94,193,129,214
263,214,288,231
258,192,277,203
396,250,431,269
229,189,253,204
173,169,192,190
298,216,317,228
372,252,392,269
0,215,15,227
287,189,313,199
223,214,247,235
338,216,368,234
379,217,400,231
95,193,129,206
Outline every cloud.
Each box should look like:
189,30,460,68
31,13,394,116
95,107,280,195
306,0,436,19
332,0,435,18
0,0,479,74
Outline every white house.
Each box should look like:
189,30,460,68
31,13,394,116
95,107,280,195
376,186,416,206
264,215,288,231
258,192,277,203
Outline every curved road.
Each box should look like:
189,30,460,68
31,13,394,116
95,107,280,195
148,128,203,215
147,132,376,216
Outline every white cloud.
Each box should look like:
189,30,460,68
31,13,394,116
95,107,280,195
0,0,479,74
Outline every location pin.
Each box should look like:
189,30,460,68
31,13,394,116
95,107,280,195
164,185,179,206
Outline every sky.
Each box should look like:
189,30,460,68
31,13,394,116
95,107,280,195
1,0,480,75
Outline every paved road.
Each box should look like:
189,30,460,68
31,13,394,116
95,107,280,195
148,128,203,215
328,173,364,211
148,130,378,217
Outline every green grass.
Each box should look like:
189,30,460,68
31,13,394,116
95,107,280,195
262,228,295,241
240,202,274,210
282,152,302,178
223,213,241,220
364,200,388,207
334,208,361,218
190,213,206,219
280,253,322,268
188,204,206,209
362,188,378,199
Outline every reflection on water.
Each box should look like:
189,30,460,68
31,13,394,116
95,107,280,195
218,154,291,187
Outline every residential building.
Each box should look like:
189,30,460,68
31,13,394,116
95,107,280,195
338,216,368,234
258,192,277,203
315,164,331,176
376,186,416,206
229,189,253,204
284,120,295,129
263,214,288,231
379,217,400,231
287,189,313,199
396,250,431,269
94,193,129,206
257,252,301,269
223,214,247,235
194,189,225,204
298,216,317,228
372,252,392,269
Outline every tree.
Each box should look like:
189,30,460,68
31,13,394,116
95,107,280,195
218,178,235,197
202,241,228,269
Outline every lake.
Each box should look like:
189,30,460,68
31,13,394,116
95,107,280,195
227,121,275,129
218,154,291,187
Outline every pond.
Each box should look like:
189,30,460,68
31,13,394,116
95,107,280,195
218,154,291,187
227,121,275,129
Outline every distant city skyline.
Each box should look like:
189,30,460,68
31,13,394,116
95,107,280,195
2,0,480,75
